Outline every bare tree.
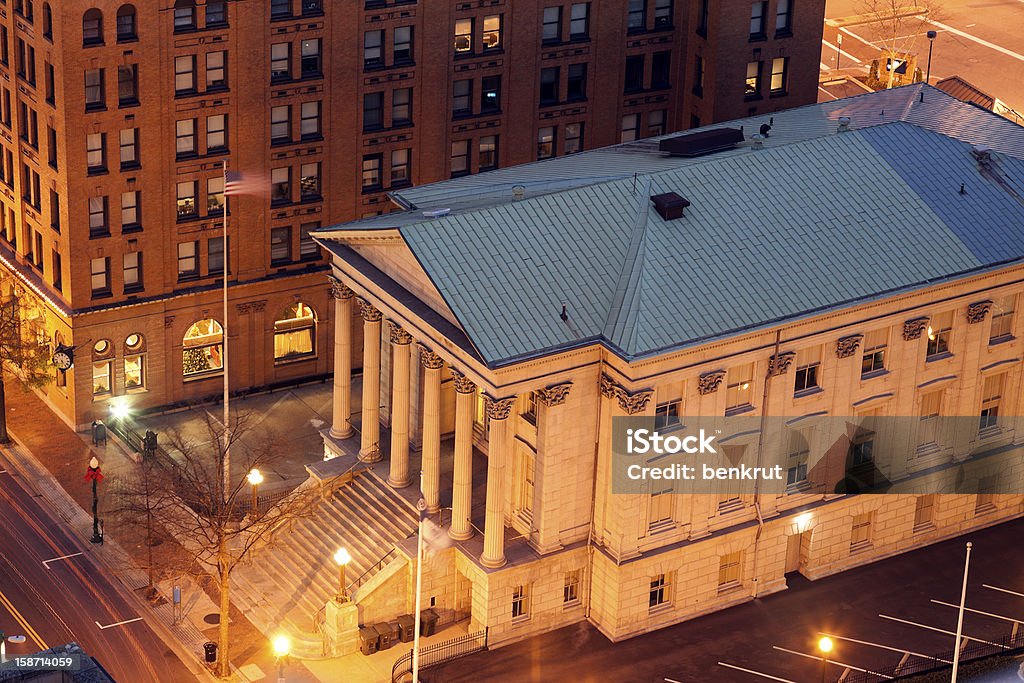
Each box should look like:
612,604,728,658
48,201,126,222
0,276,58,443
855,0,944,89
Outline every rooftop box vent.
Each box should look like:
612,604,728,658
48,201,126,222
658,127,744,157
651,192,690,220
422,208,451,218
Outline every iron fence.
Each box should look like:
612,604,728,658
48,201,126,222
391,628,488,683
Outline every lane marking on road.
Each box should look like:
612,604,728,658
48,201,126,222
41,552,84,569
931,599,1024,624
772,645,892,679
818,86,840,100
818,632,949,664
95,617,143,630
0,588,48,650
879,614,1009,648
822,39,863,63
839,27,878,49
0,469,8,474
984,584,1024,599
717,662,796,682
927,19,1024,63
664,678,683,683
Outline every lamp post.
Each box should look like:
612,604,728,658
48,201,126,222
836,33,842,70
925,30,937,85
246,468,263,514
334,548,351,602
85,456,104,544
818,636,833,683
272,634,290,683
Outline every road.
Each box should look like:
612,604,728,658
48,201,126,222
429,517,1024,682
820,0,1024,118
0,450,197,683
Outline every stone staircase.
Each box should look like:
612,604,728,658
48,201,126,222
231,471,418,659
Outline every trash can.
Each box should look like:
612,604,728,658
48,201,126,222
397,614,415,643
375,622,395,650
420,608,438,637
359,626,379,656
386,621,402,648
91,421,107,446
203,642,217,664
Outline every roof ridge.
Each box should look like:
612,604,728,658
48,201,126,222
601,178,653,347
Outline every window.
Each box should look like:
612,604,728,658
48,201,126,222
124,349,145,391
117,64,138,105
274,302,316,361
980,374,1004,431
176,119,196,157
271,105,290,142
563,570,581,605
270,0,290,18
51,250,62,292
176,181,197,218
88,196,108,236
299,162,320,200
479,135,497,170
511,584,530,620
770,57,788,94
43,3,54,39
208,236,225,275
183,319,223,377
271,167,291,203
207,176,224,214
975,476,997,514
726,363,753,412
177,241,198,277
123,252,141,291
542,7,561,43
300,39,322,78
654,400,680,429
628,0,646,32
300,100,322,138
913,494,936,531
654,0,673,28
93,358,112,395
624,55,644,92
299,221,320,260
86,133,106,172
647,109,666,137
850,513,873,550
361,154,382,189
391,89,411,126
271,43,290,81
175,55,196,94
451,140,469,176
119,128,138,169
206,114,227,151
775,0,792,34
391,148,410,185
861,328,887,376
537,127,555,160
745,61,762,97
540,67,559,105
651,51,671,89
851,421,874,467
570,3,590,38
793,347,821,394
49,190,60,231
649,574,669,608
270,226,292,264
454,18,473,53
926,311,952,358
990,294,1015,342
363,30,383,69
173,0,196,31
917,390,942,450
121,191,140,229
116,5,136,41
620,114,639,142
565,122,583,154
482,15,502,50
85,69,105,109
206,0,227,25
453,79,472,116
786,429,809,491
363,92,384,131
566,63,587,100
750,1,767,37
394,26,413,63
206,51,227,90
693,54,705,96
90,256,109,294
718,552,742,590
83,9,104,45
481,76,501,113
648,486,673,528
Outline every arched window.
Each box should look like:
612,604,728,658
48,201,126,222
42,2,52,39
173,0,196,32
183,319,223,377
82,9,104,45
116,5,137,41
124,333,146,390
92,339,113,396
273,302,316,362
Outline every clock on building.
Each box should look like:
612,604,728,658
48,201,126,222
52,344,74,371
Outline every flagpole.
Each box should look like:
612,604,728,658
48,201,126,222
951,541,973,682
222,160,230,497
413,471,425,683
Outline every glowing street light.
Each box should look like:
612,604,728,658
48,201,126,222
272,634,290,683
334,547,352,602
818,636,834,683
109,402,131,421
246,468,263,514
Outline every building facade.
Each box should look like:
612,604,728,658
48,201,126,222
313,85,1024,649
0,0,822,429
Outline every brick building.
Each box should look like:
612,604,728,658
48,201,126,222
0,0,823,429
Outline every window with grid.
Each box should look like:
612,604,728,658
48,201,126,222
482,15,501,49
785,429,809,491
628,0,646,31
174,55,196,94
299,221,320,260
206,114,226,151
363,92,384,131
565,122,583,154
481,76,500,113
271,167,291,203
726,363,753,412
570,3,590,38
624,55,644,92
926,311,953,358
88,196,108,237
207,176,224,214
270,226,292,264
118,64,138,105
123,251,142,290
176,119,196,157
90,258,109,295
975,475,997,514
850,513,872,550
176,241,198,277
121,191,140,229
85,69,105,108
563,570,581,605
989,294,1015,342
542,6,561,43
651,51,671,88
453,79,472,116
206,0,227,26
389,150,411,185
537,127,555,160
979,373,1004,431
208,237,226,275
271,106,290,142
271,43,290,81
647,109,666,137
649,573,670,608
299,162,320,199
793,346,821,394
300,39,321,77
177,181,197,218
745,61,762,97
916,390,942,451
750,1,767,37
770,57,788,93
363,30,383,69
648,487,673,529
654,400,680,430
654,0,673,28
119,128,138,168
620,114,639,142
174,0,196,31
718,552,742,590
567,63,587,100
391,89,411,125
206,51,227,90
86,133,106,172
540,67,559,105
775,0,792,33
362,154,382,189
913,494,935,531
454,18,473,53
479,135,498,170
861,328,887,377
511,584,530,620
394,26,414,63
451,139,469,176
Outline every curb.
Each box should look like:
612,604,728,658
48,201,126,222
826,7,929,28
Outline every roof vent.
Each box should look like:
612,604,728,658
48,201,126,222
512,185,526,200
659,127,744,157
422,208,451,218
971,145,992,163
750,133,765,149
838,116,852,132
651,192,691,220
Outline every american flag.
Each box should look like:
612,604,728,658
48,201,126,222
224,170,269,196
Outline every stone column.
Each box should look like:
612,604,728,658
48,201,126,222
388,323,413,488
481,395,515,568
420,347,444,512
450,371,476,541
329,279,354,439
358,299,383,462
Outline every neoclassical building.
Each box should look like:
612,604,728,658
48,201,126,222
313,84,1024,648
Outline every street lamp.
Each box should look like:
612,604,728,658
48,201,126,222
334,547,352,602
925,30,937,85
109,402,130,421
85,456,104,544
246,468,263,514
818,636,834,683
272,634,290,683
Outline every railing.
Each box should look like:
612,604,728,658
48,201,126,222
314,605,328,657
391,628,488,683
347,547,397,594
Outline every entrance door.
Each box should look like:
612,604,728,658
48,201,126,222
785,532,804,574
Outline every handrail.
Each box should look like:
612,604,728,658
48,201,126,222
347,546,397,593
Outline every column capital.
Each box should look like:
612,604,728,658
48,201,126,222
600,374,653,415
419,346,444,370
483,394,516,421
903,316,929,341
835,334,864,358
357,298,382,323
536,382,572,407
966,300,993,324
389,322,413,345
328,276,354,300
452,370,477,395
